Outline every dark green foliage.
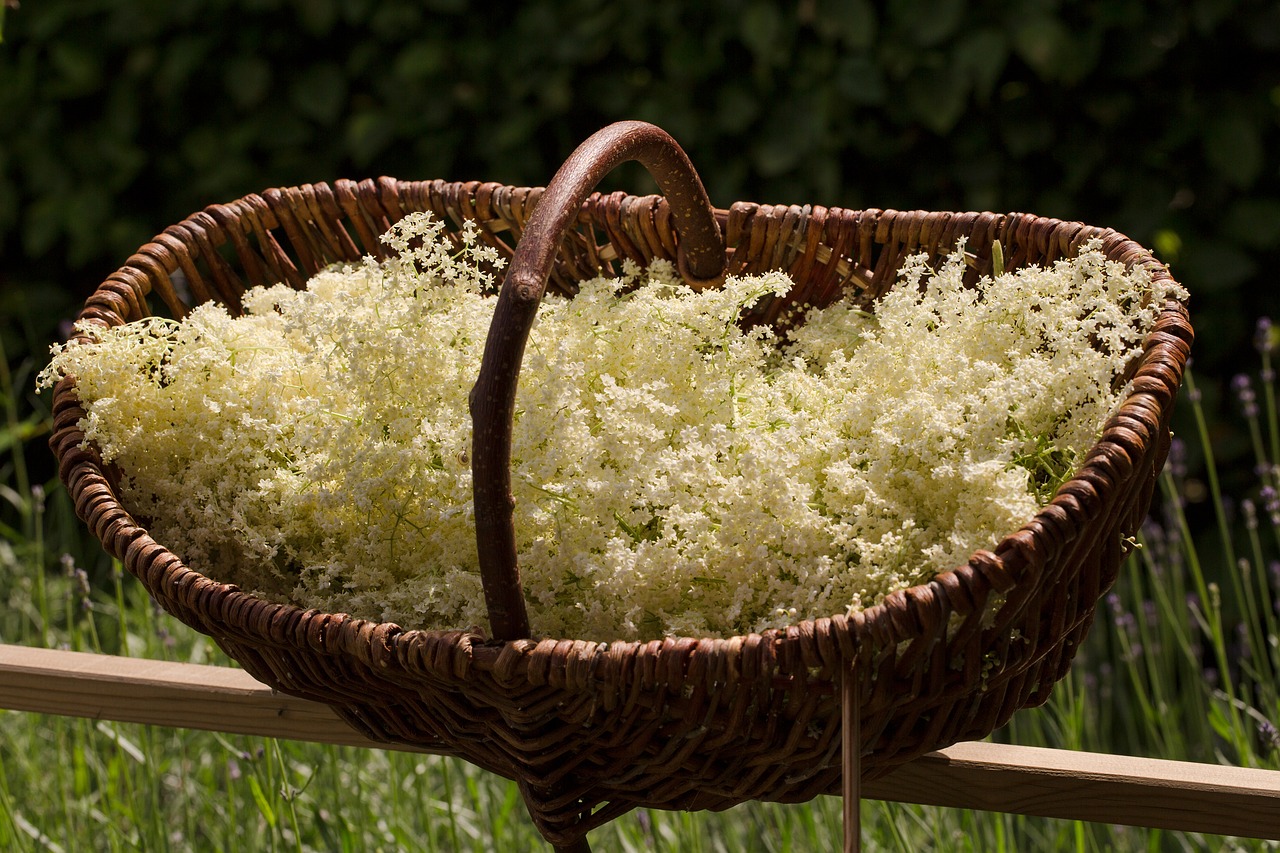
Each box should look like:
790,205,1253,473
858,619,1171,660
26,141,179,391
1,0,1277,481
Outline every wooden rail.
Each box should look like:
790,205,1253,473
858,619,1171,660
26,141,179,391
2,644,1278,840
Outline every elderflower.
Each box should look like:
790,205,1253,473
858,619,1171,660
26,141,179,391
40,214,1183,641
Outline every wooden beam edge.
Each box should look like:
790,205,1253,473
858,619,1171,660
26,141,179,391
0,643,410,750
2,645,1277,839
869,743,1280,840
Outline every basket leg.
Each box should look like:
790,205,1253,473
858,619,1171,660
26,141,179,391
518,778,594,852
843,662,861,853
552,839,592,853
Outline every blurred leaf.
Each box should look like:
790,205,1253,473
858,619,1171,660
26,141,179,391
155,34,214,96
1245,3,1280,49
953,29,1008,103
48,41,102,98
1207,701,1234,743
1203,112,1263,188
65,187,111,268
740,2,782,63
180,126,227,172
1111,17,1182,78
1190,0,1236,33
753,96,826,177
0,174,15,234
23,2,78,41
292,0,337,36
716,83,762,135
1082,91,1134,126
1012,17,1072,80
105,216,153,266
904,64,969,134
1153,229,1183,263
999,109,1053,157
0,283,79,359
1178,240,1258,292
247,775,277,828
487,113,540,157
815,0,876,49
1223,198,1280,250
290,62,347,125
538,71,573,113
834,55,886,105
0,414,46,458
224,56,273,109
663,28,720,80
394,42,446,80
889,0,964,48
369,3,424,38
345,110,395,167
22,196,64,258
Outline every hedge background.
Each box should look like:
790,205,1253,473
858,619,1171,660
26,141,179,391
3,0,1279,523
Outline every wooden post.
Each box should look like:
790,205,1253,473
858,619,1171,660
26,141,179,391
843,662,860,853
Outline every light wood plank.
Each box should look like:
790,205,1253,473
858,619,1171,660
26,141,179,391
2,645,1277,839
865,741,1280,840
0,643,434,751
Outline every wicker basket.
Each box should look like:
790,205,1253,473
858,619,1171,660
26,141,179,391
50,122,1192,848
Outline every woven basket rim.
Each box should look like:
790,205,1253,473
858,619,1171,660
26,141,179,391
52,180,1192,662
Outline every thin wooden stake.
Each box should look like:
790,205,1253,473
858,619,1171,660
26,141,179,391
843,662,860,853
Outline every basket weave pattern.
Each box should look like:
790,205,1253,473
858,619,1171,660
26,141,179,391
52,172,1191,844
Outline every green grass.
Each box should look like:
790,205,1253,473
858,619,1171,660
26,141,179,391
3,332,1280,850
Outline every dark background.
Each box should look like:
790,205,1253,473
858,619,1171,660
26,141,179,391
3,0,1279,555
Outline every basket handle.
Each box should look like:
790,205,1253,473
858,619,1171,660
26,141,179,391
468,120,726,641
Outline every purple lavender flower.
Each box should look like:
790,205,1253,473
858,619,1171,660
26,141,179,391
1261,487,1280,527
1141,599,1158,626
1256,317,1274,355
1259,718,1280,755
1233,374,1259,419
1141,520,1169,578
1168,437,1188,479
62,554,92,610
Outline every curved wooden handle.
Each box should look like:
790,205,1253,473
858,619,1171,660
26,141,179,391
468,121,726,641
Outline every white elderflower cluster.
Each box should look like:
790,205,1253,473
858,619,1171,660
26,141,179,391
41,214,1182,641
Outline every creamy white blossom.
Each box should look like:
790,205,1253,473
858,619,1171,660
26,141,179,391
40,214,1183,641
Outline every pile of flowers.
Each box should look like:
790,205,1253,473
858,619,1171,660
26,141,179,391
40,213,1182,641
